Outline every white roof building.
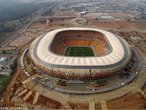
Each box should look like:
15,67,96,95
29,27,131,80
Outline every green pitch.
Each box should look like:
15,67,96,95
65,47,94,57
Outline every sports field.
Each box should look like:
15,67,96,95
65,47,94,57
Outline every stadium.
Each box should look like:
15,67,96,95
29,27,132,81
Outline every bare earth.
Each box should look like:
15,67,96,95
1,10,146,109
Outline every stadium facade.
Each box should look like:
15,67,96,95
29,27,132,80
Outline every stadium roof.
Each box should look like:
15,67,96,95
30,28,130,68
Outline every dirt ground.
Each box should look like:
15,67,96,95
1,9,146,109
107,92,146,109
139,32,146,40
87,20,146,31
82,12,135,19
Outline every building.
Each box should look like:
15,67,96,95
29,27,132,80
0,50,17,76
97,16,114,20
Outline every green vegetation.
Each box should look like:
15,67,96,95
0,23,15,42
65,47,94,57
0,50,17,54
0,32,5,37
0,75,9,92
57,79,67,86
0,23,14,33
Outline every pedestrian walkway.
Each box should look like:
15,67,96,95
100,100,108,110
33,92,40,105
89,101,95,110
18,89,27,97
23,91,32,101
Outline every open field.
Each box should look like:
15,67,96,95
87,20,146,31
82,12,135,19
107,92,146,109
65,47,94,57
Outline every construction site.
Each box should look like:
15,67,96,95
0,3,146,109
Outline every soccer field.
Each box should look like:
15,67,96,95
65,47,94,57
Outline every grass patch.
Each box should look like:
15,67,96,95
0,75,9,92
65,47,94,57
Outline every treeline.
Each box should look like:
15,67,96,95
0,23,14,33
0,1,53,22
42,9,54,16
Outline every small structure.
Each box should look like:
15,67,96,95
80,11,87,15
97,16,114,21
130,35,143,43
0,50,17,76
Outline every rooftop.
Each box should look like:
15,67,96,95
30,27,131,67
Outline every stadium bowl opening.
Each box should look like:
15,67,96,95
50,30,111,57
